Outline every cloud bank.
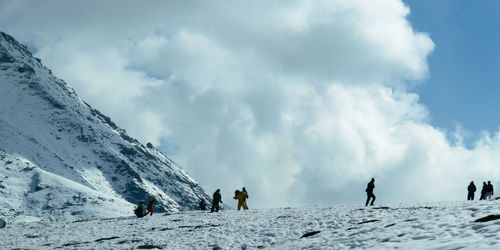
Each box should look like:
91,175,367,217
1,0,499,207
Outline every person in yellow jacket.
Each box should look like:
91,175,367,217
234,187,249,210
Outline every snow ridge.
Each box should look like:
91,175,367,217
0,31,210,221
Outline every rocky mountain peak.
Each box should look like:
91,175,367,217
0,31,210,220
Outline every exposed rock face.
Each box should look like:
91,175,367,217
0,31,210,220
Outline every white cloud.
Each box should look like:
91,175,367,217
1,0,498,208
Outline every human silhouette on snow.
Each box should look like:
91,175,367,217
234,187,249,210
145,199,155,216
467,181,476,200
365,178,376,206
486,181,494,199
480,182,488,200
211,189,222,212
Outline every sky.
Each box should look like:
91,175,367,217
1,0,500,208
405,0,500,143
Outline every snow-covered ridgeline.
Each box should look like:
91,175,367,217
0,31,210,221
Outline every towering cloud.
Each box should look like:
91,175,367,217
1,0,498,207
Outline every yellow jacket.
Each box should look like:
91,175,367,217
236,191,248,201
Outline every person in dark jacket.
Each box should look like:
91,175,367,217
145,199,155,216
365,178,376,206
211,189,223,212
467,181,476,200
486,181,494,199
480,182,488,200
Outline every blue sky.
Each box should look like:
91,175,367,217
405,0,500,137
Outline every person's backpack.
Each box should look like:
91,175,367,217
234,190,240,199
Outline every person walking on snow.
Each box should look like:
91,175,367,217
235,187,249,210
211,189,222,212
365,178,376,206
486,181,494,199
467,181,476,200
145,199,155,216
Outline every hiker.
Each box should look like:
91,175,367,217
467,181,476,200
480,182,487,200
134,200,146,218
145,199,155,216
486,181,494,199
211,189,222,212
235,187,249,210
199,199,207,211
365,178,376,206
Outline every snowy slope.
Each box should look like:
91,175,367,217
0,31,210,220
1,201,500,249
0,151,133,220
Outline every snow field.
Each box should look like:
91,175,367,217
2,200,500,249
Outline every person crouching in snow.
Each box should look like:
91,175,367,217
134,200,146,218
235,187,249,210
145,199,155,216
199,199,207,210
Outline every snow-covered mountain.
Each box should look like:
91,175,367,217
0,31,210,220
